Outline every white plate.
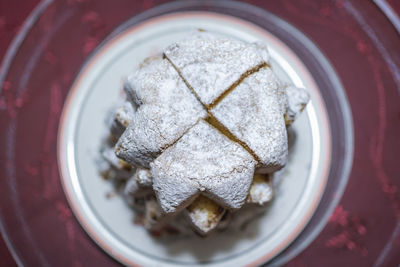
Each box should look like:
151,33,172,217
58,12,331,267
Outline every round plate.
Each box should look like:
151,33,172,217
58,9,348,267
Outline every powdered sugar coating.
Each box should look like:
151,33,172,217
134,167,152,187
110,33,311,233
285,85,310,126
211,68,288,173
253,41,271,63
124,176,151,199
151,120,256,214
186,195,225,235
143,196,165,229
115,58,207,168
247,174,274,205
164,31,269,106
115,101,135,128
110,101,135,138
125,57,193,106
101,145,133,173
102,147,124,170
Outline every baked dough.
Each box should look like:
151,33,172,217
151,119,256,214
186,195,226,235
115,57,207,168
210,68,288,173
285,85,310,126
164,32,269,106
247,174,274,205
107,31,310,235
110,101,135,138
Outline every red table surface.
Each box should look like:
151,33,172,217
0,0,399,266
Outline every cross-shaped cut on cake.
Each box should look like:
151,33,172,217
114,32,305,220
210,68,288,173
164,31,270,106
150,120,256,214
115,57,207,167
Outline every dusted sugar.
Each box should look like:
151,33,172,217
151,120,256,214
105,31,310,236
115,57,206,168
186,195,226,235
164,31,269,106
285,85,310,126
211,68,288,173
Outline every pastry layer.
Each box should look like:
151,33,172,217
151,119,256,214
284,85,310,126
247,174,274,205
186,195,225,235
115,57,207,167
210,68,288,173
164,31,270,106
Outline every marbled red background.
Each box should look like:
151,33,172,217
0,0,399,266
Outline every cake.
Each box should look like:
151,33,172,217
100,31,310,236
